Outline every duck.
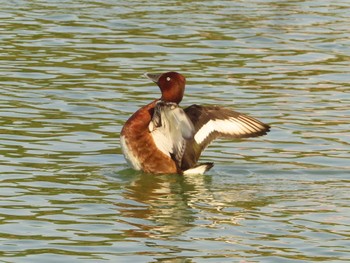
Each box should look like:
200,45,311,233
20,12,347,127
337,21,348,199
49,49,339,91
120,72,270,175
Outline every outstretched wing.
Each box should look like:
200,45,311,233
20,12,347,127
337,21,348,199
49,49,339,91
181,104,270,169
149,101,195,168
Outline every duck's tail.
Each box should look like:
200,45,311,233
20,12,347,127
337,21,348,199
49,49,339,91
182,162,214,175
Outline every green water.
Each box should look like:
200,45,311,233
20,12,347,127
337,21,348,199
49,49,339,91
1,0,349,262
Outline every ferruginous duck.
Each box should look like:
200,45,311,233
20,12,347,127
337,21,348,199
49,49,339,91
120,72,270,175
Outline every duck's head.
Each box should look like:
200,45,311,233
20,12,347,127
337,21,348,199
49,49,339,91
145,71,186,104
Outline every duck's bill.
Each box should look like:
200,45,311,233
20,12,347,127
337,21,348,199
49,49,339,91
144,73,162,83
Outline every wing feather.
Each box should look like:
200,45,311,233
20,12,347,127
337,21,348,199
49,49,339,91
150,101,194,168
181,104,270,169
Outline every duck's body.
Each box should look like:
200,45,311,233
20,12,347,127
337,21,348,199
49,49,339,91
120,72,270,175
120,100,179,174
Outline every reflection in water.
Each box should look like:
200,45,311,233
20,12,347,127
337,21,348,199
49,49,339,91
118,170,269,238
119,172,203,237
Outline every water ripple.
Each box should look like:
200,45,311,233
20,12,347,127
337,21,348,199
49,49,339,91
1,0,350,262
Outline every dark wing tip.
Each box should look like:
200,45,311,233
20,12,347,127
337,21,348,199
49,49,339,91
234,114,271,138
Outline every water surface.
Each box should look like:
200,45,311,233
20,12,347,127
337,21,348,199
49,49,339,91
1,0,349,262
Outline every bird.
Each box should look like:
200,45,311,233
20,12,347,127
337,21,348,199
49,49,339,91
120,71,270,175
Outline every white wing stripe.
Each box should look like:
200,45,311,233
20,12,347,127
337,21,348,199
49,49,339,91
194,120,214,144
194,118,243,144
234,119,251,134
237,119,257,133
194,116,266,144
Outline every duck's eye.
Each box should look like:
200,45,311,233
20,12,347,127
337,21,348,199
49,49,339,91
166,77,171,81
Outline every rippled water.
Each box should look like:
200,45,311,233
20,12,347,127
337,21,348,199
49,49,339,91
1,0,349,262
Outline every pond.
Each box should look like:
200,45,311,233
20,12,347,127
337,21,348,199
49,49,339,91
1,0,349,262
